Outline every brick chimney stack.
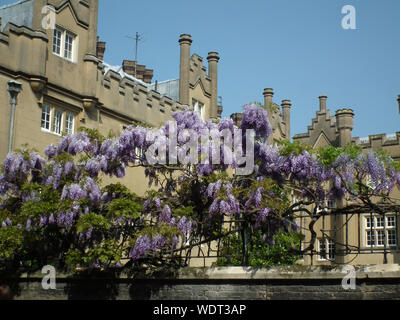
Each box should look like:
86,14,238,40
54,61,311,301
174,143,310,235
96,37,106,61
122,60,154,84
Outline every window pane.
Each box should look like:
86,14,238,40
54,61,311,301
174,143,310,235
387,216,396,227
377,230,385,246
198,102,204,120
319,239,326,259
366,217,374,228
53,29,62,55
327,200,336,209
41,106,51,130
64,33,74,60
328,240,335,260
388,230,397,246
377,217,384,228
367,231,375,246
53,110,63,135
65,113,74,135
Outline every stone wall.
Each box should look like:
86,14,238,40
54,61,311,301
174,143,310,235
3,265,400,300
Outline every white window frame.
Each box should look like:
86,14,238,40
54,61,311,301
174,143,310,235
64,32,74,60
41,106,75,136
364,214,397,248
52,29,62,56
318,238,335,261
388,229,397,246
65,113,75,135
316,199,337,213
41,105,52,132
53,109,63,135
52,27,76,62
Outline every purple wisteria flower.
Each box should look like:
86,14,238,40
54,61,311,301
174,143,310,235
160,205,172,224
129,235,151,260
177,216,193,234
241,104,272,139
39,216,48,227
255,208,271,229
150,234,167,253
61,184,86,201
154,198,161,211
45,145,57,159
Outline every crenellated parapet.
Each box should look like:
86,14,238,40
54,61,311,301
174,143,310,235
98,62,183,127
353,133,400,159
0,23,48,75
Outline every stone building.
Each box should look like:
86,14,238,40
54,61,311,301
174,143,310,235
1,0,399,267
0,0,222,196
293,95,400,266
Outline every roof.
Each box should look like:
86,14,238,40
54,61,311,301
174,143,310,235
0,0,33,31
102,63,180,102
102,62,150,88
149,79,179,102
0,0,32,11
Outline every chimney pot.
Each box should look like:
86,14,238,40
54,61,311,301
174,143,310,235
319,95,327,111
263,88,274,111
179,34,192,45
281,99,291,108
207,52,220,62
263,88,274,97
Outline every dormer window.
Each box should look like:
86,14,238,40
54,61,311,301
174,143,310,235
52,27,76,62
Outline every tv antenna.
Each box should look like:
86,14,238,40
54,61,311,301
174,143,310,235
126,32,145,78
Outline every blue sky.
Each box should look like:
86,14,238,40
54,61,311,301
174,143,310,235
96,0,399,139
1,0,399,139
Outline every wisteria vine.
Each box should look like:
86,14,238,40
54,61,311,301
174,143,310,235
0,103,399,272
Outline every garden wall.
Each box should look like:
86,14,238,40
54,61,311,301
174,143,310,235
3,264,400,300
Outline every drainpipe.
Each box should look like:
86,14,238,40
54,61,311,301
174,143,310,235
7,81,22,153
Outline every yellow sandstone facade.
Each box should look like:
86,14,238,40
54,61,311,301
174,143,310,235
0,0,222,196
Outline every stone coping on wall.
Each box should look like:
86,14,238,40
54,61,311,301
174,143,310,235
12,264,400,281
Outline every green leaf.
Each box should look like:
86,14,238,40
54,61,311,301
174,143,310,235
76,213,111,233
0,227,24,260
107,198,142,219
